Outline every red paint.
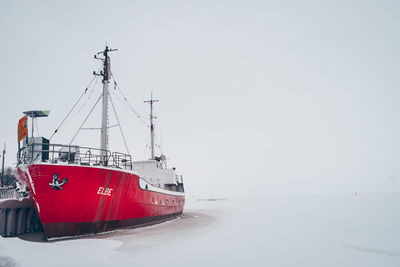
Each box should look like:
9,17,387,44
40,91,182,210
15,164,185,238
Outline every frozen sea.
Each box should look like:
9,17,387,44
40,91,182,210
0,193,399,267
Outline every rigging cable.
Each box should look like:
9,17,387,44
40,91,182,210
142,134,151,160
109,93,130,155
65,67,102,125
69,94,102,145
80,124,118,130
49,72,100,140
77,76,98,113
63,75,99,127
110,73,150,128
109,84,132,113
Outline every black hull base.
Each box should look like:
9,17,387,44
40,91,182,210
43,212,183,240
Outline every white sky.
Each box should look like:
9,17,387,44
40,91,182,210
1,0,400,196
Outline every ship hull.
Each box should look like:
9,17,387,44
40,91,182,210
15,164,185,239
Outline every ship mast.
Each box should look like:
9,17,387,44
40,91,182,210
144,92,159,160
94,46,117,155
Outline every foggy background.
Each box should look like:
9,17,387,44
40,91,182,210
1,0,400,197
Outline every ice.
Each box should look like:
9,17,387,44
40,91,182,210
0,193,399,267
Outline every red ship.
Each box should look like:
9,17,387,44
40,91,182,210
14,46,185,240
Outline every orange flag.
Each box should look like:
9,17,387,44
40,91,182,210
18,115,28,142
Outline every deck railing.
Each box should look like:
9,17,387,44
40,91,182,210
17,143,132,170
0,187,17,199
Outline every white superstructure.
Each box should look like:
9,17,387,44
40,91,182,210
133,159,178,187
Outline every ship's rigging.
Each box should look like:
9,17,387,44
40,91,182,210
48,46,162,159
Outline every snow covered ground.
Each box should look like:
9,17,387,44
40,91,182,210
0,193,399,267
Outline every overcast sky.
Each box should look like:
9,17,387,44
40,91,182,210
1,0,400,197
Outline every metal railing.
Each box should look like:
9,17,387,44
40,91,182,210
0,186,18,199
17,143,132,170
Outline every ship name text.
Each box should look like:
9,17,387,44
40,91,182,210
97,187,113,196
